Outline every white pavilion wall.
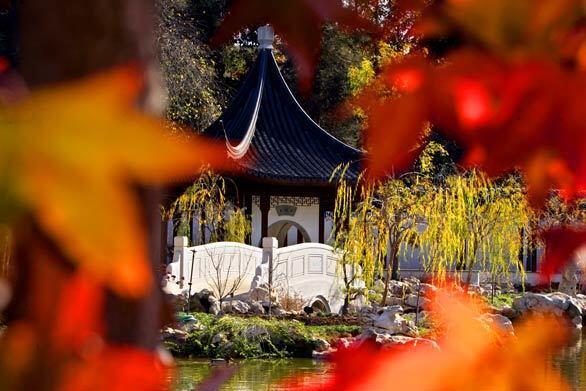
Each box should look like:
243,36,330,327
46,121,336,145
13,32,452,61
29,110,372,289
250,202,319,246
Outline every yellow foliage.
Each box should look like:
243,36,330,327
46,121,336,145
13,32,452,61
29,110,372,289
416,171,531,284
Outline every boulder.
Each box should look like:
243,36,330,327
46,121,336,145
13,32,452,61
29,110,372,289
479,313,515,336
499,305,519,320
381,335,440,352
243,325,270,339
513,293,564,316
358,328,439,351
188,295,207,313
161,327,188,343
419,283,437,296
221,300,250,315
405,294,431,310
208,296,221,316
312,338,331,352
388,280,410,296
250,283,270,302
513,292,584,327
373,305,415,335
312,348,336,360
249,301,266,315
211,332,228,345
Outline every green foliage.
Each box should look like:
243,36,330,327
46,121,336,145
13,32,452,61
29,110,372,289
167,314,359,359
157,0,227,130
487,293,521,309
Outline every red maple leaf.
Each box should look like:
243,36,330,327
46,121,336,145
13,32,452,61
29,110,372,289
539,226,586,280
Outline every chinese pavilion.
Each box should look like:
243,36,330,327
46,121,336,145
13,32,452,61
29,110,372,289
190,26,363,247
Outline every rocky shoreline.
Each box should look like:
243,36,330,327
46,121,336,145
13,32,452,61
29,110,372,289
162,278,586,360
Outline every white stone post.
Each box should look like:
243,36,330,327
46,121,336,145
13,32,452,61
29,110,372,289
173,236,188,288
263,237,278,302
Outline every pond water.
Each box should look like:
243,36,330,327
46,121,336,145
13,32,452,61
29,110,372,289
175,330,586,390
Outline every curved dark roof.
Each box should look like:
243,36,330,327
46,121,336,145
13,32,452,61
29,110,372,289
203,48,364,183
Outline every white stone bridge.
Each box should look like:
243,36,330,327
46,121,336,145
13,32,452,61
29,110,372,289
165,237,345,313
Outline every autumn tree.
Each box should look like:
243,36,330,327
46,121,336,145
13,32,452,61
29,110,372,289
416,171,531,288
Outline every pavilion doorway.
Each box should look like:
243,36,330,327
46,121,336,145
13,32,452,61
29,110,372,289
266,220,311,247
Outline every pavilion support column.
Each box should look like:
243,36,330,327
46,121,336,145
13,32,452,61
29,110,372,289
244,193,252,245
260,194,270,240
318,198,325,244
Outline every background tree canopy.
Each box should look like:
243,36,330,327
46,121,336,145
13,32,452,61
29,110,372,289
156,0,418,149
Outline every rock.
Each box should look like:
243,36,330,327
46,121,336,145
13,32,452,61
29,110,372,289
373,306,415,335
384,296,404,306
211,332,228,345
381,335,440,352
161,327,188,343
243,326,270,339
405,294,431,310
513,292,584,327
312,338,331,352
480,313,515,336
513,293,564,316
419,283,437,296
221,300,250,315
499,305,519,320
250,283,270,302
566,298,583,319
249,301,266,315
270,307,287,316
208,296,221,315
336,337,355,349
387,280,410,296
312,348,336,360
188,295,207,313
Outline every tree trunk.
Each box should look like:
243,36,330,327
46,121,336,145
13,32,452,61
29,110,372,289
4,1,169,388
380,243,399,306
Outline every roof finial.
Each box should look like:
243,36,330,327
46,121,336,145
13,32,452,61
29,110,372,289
257,25,274,50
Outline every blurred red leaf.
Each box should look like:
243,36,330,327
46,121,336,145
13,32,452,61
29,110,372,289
356,89,425,177
213,0,377,92
0,58,8,74
539,226,586,279
282,288,570,391
60,346,172,391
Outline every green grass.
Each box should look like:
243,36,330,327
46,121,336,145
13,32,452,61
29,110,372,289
167,313,361,359
485,293,520,309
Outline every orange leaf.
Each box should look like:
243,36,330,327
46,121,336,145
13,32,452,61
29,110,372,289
0,66,229,297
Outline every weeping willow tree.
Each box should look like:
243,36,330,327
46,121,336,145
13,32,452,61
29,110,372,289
163,170,250,244
331,176,388,314
416,171,531,287
375,178,426,305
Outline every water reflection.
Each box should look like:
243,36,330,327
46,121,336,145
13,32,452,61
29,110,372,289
174,359,329,391
176,331,586,390
552,329,586,390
